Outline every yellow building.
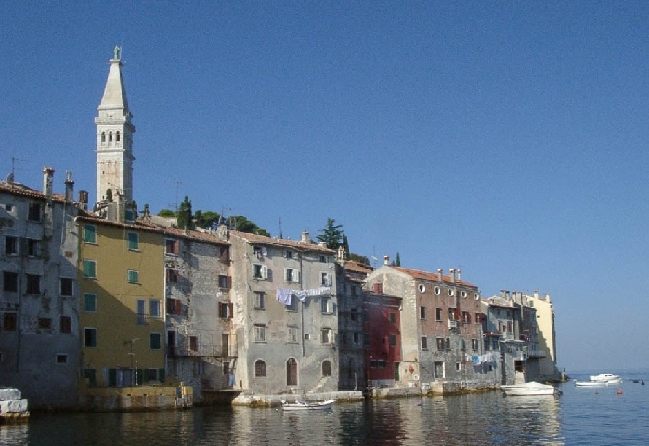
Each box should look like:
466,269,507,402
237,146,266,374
78,213,165,388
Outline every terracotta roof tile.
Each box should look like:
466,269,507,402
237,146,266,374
229,230,334,254
393,266,477,288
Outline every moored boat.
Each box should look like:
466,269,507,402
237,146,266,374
281,399,335,411
589,373,621,383
500,382,556,396
575,380,610,387
0,388,29,424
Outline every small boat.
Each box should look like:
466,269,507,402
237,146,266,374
281,399,335,411
575,380,611,387
500,382,556,396
589,373,621,383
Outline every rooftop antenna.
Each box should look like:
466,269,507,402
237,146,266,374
8,156,26,182
221,206,233,229
165,179,183,211
278,217,283,239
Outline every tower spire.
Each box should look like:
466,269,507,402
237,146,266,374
95,46,135,205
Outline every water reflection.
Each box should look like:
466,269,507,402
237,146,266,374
0,392,566,446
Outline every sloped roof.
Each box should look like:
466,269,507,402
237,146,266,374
393,266,477,288
0,181,66,203
229,230,334,254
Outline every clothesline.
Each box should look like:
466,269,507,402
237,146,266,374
276,286,332,305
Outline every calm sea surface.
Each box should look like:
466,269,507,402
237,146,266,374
2,371,648,445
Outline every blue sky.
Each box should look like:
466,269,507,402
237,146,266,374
2,1,648,373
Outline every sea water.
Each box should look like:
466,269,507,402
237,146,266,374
1,370,647,445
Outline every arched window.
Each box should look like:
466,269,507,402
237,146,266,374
108,132,113,142
322,360,332,377
101,132,106,143
286,358,297,386
254,360,266,377
116,131,121,142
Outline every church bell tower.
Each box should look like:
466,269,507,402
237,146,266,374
95,46,135,204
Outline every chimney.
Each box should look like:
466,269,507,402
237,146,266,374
449,268,455,283
43,166,55,197
79,190,88,210
534,290,539,299
337,245,346,263
456,269,461,282
437,268,443,282
301,231,312,243
64,171,74,203
383,255,390,265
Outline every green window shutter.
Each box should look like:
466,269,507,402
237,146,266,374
128,270,138,283
127,232,139,250
84,293,97,312
83,260,96,278
84,225,96,243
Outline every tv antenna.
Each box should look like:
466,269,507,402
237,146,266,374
165,180,183,211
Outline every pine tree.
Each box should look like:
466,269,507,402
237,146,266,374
317,218,344,250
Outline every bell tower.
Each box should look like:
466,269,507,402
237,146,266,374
95,46,135,204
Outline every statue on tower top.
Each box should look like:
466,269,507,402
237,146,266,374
113,45,121,60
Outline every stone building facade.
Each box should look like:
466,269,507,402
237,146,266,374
222,229,338,398
0,169,81,409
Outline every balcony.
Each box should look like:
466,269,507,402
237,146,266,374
528,350,547,358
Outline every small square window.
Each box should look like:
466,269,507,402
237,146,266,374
5,236,18,255
218,275,231,289
60,278,73,296
150,333,162,350
84,328,97,347
26,274,41,294
165,239,179,255
83,224,97,243
56,354,68,364
166,268,179,283
127,232,139,250
38,318,52,329
83,260,97,279
84,293,97,312
127,270,139,283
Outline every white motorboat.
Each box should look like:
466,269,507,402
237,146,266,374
575,380,611,387
589,373,621,383
281,399,335,411
500,382,556,396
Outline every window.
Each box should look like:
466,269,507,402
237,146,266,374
166,268,179,283
456,362,462,371
254,324,266,342
434,286,441,295
286,297,298,312
27,238,40,257
83,260,97,279
253,264,267,280
165,239,179,255
418,283,426,293
448,288,454,296
284,250,295,259
321,272,331,286
85,328,97,347
475,313,484,323
127,232,139,250
255,360,266,377
436,337,445,351
189,336,198,352
321,328,332,344
389,334,397,347
84,293,97,312
219,246,229,262
149,299,161,318
253,292,265,309
446,337,451,350
5,204,13,212
147,368,162,383
3,272,18,292
319,255,327,263
83,224,97,243
321,297,332,314
56,354,68,364
166,298,182,315
363,333,370,346
219,302,233,318
26,274,40,294
350,308,358,321
4,313,17,331
124,209,135,222
60,278,73,296
60,316,71,334
353,332,360,344
284,268,300,283
436,308,442,321
322,360,332,377
472,338,479,351
116,131,121,142
84,368,97,386
137,299,146,325
150,333,162,350
28,202,41,221
421,336,428,350
461,291,467,298
420,306,426,320
253,246,264,259
288,326,299,343
390,312,397,324
218,275,231,289
5,236,17,255
127,269,139,283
